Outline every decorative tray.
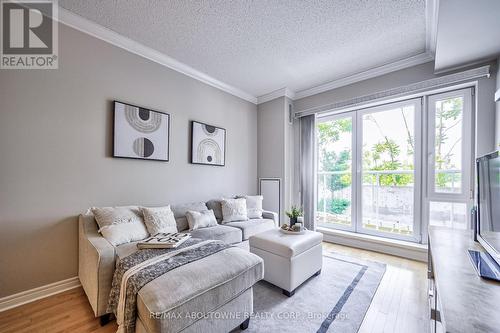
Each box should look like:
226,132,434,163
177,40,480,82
279,228,306,235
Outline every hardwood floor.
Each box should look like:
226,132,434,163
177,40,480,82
322,243,428,333
0,242,428,333
0,288,118,333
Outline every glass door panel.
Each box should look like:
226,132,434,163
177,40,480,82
358,99,421,241
316,114,355,231
433,96,464,194
313,88,474,244
423,88,473,241
429,201,467,230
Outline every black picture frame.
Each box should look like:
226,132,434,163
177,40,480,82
190,120,226,166
113,100,170,162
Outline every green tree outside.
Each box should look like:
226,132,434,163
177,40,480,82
317,100,462,218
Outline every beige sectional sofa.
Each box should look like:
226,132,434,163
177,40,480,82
78,199,278,333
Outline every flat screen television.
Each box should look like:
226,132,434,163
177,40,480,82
473,151,500,280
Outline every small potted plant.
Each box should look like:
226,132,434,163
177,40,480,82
285,206,303,227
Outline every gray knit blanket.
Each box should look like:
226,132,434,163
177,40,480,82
107,238,229,333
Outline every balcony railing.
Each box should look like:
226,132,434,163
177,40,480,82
317,169,462,234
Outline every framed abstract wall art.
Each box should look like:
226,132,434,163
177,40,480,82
191,121,226,166
113,101,170,161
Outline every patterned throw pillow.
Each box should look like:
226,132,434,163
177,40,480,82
185,210,218,230
91,206,149,245
221,198,248,223
141,206,178,235
240,195,263,219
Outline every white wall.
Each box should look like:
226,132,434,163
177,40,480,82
0,23,258,297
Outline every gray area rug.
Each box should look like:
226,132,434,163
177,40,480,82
233,252,386,333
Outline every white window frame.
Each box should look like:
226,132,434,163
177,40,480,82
316,111,357,232
314,84,476,244
355,98,423,243
423,88,474,237
426,88,473,201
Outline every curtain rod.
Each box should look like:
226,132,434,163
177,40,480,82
294,65,490,118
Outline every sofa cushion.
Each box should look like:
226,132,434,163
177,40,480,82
136,247,263,333
115,241,140,259
171,202,209,231
224,218,275,240
249,229,323,258
189,225,242,244
206,199,224,221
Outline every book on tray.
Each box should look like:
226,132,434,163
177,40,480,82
137,233,191,249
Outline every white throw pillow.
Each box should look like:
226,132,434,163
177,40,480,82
141,206,178,235
185,209,218,230
240,195,263,219
221,198,248,223
91,206,149,246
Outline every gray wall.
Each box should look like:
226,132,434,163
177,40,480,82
496,57,500,147
295,61,497,157
0,24,257,297
257,97,295,223
257,97,286,179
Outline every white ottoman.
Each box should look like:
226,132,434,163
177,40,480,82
249,229,323,296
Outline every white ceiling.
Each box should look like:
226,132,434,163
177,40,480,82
59,0,429,102
434,0,500,72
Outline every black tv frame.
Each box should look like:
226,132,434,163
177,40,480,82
471,150,500,281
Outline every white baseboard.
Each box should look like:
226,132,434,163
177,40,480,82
320,228,428,262
0,277,81,312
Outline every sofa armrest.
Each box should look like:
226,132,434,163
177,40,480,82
262,210,279,227
78,214,115,317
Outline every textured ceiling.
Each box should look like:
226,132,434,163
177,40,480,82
59,0,426,98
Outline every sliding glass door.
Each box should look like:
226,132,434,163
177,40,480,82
357,99,422,241
316,99,422,241
316,88,474,243
316,113,356,231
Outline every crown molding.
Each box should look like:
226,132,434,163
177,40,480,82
57,6,437,106
257,87,296,104
256,51,435,104
57,7,258,104
0,277,80,312
425,0,439,54
293,51,435,100
295,65,490,118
